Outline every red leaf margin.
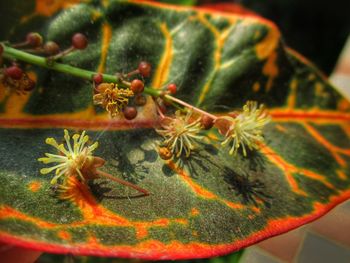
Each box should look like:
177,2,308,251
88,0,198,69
1,190,349,259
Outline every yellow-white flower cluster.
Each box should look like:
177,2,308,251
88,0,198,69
156,111,203,158
38,130,98,184
220,101,270,156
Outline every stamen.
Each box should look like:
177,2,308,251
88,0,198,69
40,163,66,174
64,129,74,155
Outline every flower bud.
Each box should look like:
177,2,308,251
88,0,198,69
134,94,147,106
123,106,138,120
167,83,177,94
72,33,88,50
5,65,23,80
201,115,214,130
130,79,144,93
26,32,43,47
138,61,151,77
44,41,60,55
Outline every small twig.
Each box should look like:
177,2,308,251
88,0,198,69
153,97,166,119
48,46,75,61
95,170,149,196
164,94,218,121
2,45,218,121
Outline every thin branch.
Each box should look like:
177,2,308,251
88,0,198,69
95,170,149,196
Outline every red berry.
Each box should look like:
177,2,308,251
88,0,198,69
93,73,103,84
26,32,43,47
5,66,23,80
44,41,60,55
130,79,144,94
201,115,214,130
167,83,177,94
138,61,151,77
24,79,36,91
0,44,3,56
72,33,88,50
134,94,147,106
123,106,138,120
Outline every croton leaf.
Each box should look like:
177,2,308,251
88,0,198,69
0,0,350,260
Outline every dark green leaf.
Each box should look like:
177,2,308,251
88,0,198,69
0,0,349,260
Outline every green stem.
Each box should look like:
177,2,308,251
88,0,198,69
2,45,215,120
2,45,161,96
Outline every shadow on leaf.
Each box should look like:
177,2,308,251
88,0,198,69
88,180,148,201
243,150,266,172
223,167,272,208
174,144,221,179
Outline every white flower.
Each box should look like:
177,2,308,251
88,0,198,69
38,130,98,184
156,111,203,158
220,101,270,156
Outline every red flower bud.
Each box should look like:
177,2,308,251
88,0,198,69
26,32,43,47
138,61,151,77
123,106,138,120
130,79,144,94
5,66,23,80
167,83,177,94
72,33,88,50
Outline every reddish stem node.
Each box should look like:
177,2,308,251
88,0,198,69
93,73,103,85
48,46,75,61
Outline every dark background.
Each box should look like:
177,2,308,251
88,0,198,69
163,0,350,75
237,0,350,75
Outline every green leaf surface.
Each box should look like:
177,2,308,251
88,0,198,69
0,0,350,260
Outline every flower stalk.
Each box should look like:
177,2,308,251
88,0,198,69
2,45,150,93
95,170,149,196
2,45,216,121
163,94,218,121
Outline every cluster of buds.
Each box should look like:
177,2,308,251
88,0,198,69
0,32,89,94
0,62,35,94
0,41,36,94
92,61,152,120
10,31,88,57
